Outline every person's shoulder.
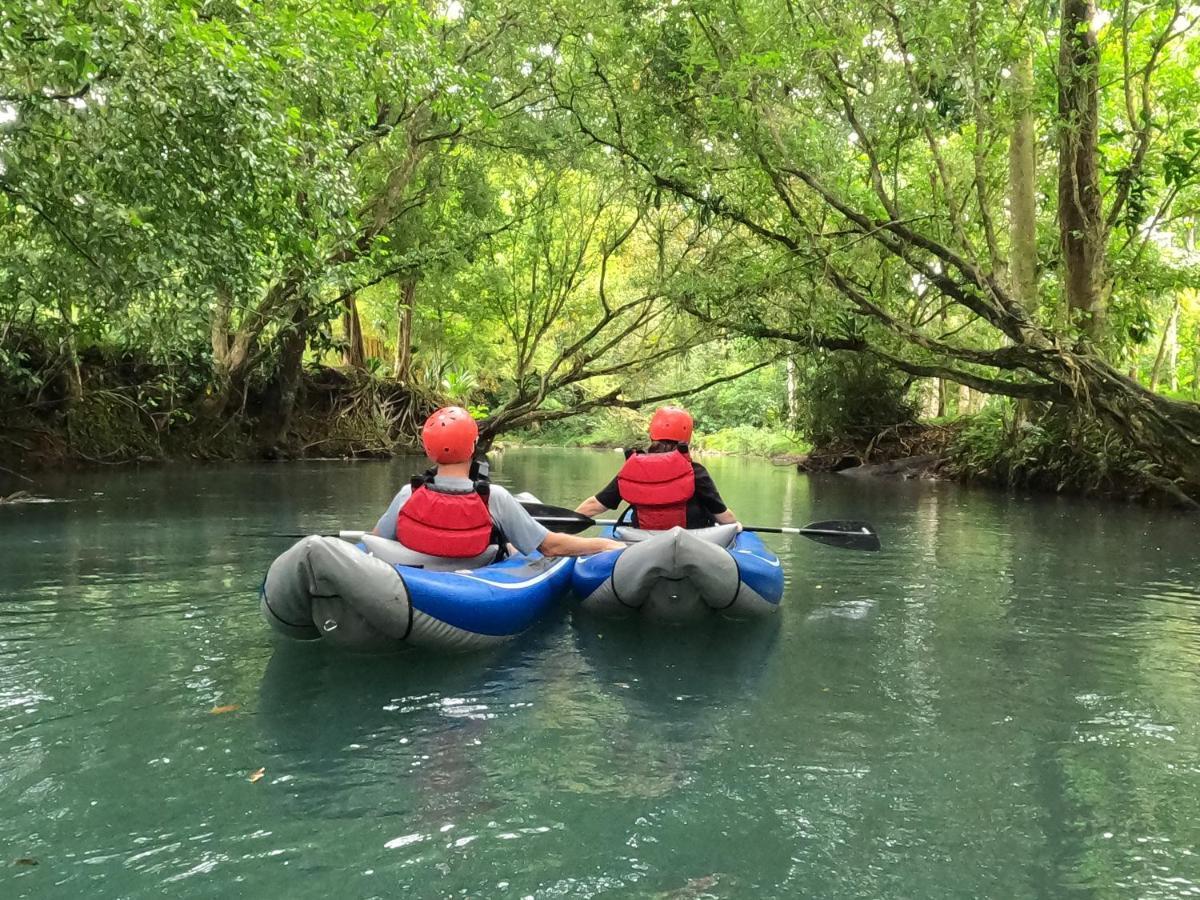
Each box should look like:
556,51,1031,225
485,484,525,509
689,459,711,475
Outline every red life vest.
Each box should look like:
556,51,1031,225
396,479,496,558
616,450,696,530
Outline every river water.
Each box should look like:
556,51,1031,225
2,448,1199,898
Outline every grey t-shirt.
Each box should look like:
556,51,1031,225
373,477,549,556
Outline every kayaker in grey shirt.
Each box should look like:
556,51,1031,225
375,476,552,556
374,407,624,559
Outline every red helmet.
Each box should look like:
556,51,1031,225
648,406,693,443
421,406,478,464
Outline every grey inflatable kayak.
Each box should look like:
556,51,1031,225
260,533,575,652
570,524,785,622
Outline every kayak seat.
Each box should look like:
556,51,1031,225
612,524,739,548
357,533,498,571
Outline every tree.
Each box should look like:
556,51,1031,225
457,162,774,443
541,0,1200,493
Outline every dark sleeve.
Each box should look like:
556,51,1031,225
594,476,622,509
691,464,727,513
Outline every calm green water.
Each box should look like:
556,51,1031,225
2,448,1200,898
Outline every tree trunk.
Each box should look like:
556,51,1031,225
1042,350,1200,494
342,294,365,369
1193,328,1199,400
57,298,83,406
952,383,988,416
1167,302,1180,392
785,356,799,427
395,277,416,384
200,279,300,421
1009,39,1037,429
1149,298,1181,392
262,305,310,452
1057,0,1105,341
921,379,940,419
200,284,240,420
1008,38,1038,311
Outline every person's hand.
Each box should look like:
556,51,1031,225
598,538,626,552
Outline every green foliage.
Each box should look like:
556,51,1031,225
441,367,478,403
798,354,919,448
686,361,788,432
690,425,804,458
947,404,1170,500
517,408,648,449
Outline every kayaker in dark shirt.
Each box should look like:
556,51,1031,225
575,406,739,530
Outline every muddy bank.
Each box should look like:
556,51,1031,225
795,423,957,479
0,366,427,480
795,419,1198,509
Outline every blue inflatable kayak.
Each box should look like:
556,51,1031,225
261,533,574,652
572,524,784,622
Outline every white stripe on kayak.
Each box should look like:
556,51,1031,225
735,550,781,568
450,556,573,590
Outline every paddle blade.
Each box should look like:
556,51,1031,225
800,520,881,552
518,501,597,535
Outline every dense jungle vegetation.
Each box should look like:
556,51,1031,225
3,0,1200,502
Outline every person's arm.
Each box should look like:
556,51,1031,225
576,477,621,516
488,487,617,557
371,488,410,538
538,531,625,557
488,487,624,556
575,496,609,517
693,465,738,525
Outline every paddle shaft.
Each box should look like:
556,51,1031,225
516,501,879,550
235,530,366,540
526,516,868,539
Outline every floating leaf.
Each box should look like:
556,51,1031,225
13,858,38,866
210,704,239,715
249,767,266,783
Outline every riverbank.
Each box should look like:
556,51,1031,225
792,413,1199,509
514,415,1200,510
4,386,1197,509
0,366,424,482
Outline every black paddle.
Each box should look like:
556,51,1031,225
516,501,881,552
238,507,881,553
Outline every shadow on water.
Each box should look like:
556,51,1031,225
256,613,569,746
570,614,781,708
